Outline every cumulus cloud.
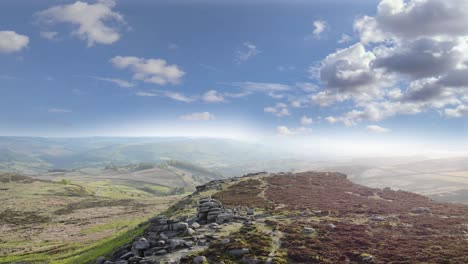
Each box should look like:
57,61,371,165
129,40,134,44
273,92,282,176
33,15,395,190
37,0,125,46
276,126,294,136
235,42,261,63
264,103,290,117
357,0,468,41
444,105,468,117
300,116,313,126
94,76,134,88
0,31,29,53
202,90,225,103
366,125,390,133
180,112,215,121
313,20,327,37
110,56,185,85
309,0,468,125
276,125,312,136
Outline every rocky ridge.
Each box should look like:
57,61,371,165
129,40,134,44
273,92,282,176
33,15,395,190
97,171,468,264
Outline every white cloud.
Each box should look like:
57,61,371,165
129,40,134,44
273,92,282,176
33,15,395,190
264,103,290,117
356,0,468,42
37,0,125,47
444,105,468,117
235,42,261,63
338,34,352,44
0,31,29,53
48,108,71,113
301,116,313,126
202,90,225,103
110,56,185,85
40,31,58,40
366,125,390,133
224,91,252,98
276,126,294,136
164,91,196,102
180,112,215,121
296,82,318,92
276,125,311,136
94,77,134,88
308,0,468,124
231,82,290,92
313,20,327,36
135,91,157,97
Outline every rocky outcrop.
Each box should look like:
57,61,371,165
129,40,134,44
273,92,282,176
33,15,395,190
98,196,252,264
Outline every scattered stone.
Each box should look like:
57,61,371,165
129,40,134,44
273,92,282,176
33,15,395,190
361,255,375,263
193,255,207,264
229,248,249,257
247,208,255,215
303,227,316,234
219,238,230,244
370,215,385,222
410,207,431,214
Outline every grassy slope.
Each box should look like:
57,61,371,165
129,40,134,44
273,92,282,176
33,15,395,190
0,173,179,264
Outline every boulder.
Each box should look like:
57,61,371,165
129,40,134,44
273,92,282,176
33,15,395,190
169,239,186,249
133,238,150,250
172,222,188,231
184,228,196,236
216,212,234,224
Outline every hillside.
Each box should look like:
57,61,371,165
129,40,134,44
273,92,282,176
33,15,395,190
0,173,180,264
94,171,468,264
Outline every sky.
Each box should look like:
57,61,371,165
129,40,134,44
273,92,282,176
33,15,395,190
1,0,468,156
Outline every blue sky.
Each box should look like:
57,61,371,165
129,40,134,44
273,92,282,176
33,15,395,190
1,0,468,155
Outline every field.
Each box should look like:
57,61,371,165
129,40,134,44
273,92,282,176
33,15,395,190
0,173,180,264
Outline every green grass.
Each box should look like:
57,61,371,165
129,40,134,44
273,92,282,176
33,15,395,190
80,218,142,235
0,223,148,264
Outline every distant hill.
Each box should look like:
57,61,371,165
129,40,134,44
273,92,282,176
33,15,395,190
0,137,291,176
